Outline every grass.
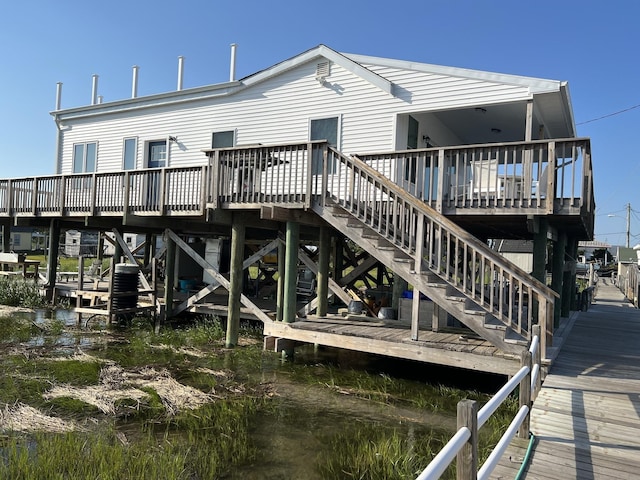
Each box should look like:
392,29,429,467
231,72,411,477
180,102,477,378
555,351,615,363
0,277,46,308
0,398,262,479
316,422,452,480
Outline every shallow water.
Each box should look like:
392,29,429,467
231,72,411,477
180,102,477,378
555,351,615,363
0,310,500,478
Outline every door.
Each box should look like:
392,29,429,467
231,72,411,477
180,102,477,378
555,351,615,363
146,141,166,208
310,116,339,175
402,116,423,198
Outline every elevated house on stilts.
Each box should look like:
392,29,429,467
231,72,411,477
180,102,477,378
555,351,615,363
1,45,594,375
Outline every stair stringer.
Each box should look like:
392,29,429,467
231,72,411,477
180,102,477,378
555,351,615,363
312,201,527,355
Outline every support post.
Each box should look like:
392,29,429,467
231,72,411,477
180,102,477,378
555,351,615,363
532,218,548,283
563,237,578,315
45,219,61,302
276,238,285,322
113,228,123,264
411,289,421,340
316,226,330,317
227,219,246,347
551,231,567,328
518,349,533,439
163,232,176,319
1,220,10,254
456,399,478,480
283,221,300,323
391,273,407,313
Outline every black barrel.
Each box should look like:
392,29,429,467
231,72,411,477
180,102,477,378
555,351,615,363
112,263,139,311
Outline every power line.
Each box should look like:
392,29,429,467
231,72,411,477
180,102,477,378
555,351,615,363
577,103,640,126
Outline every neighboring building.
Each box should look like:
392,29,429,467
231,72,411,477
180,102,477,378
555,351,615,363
494,240,534,273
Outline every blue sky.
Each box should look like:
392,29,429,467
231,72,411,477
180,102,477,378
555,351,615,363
1,0,638,245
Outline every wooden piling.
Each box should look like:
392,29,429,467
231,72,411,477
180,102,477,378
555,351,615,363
316,226,329,317
283,221,299,323
227,219,245,347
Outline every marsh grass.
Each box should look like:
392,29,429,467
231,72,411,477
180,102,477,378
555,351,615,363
316,422,452,480
0,277,45,308
0,398,262,479
0,316,42,344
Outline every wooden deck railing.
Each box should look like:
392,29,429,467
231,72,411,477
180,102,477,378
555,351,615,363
356,138,594,218
206,141,559,352
0,166,207,217
320,146,557,353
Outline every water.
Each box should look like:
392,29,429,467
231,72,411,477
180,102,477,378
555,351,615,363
0,310,501,478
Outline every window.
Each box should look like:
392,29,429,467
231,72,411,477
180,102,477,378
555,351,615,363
123,138,137,170
147,141,167,168
310,116,339,174
212,130,235,148
72,142,97,173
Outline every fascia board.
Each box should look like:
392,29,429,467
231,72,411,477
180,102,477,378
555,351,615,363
344,52,564,95
51,81,242,120
241,44,393,95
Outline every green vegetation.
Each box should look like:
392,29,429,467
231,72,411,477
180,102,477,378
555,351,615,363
0,277,45,308
0,311,518,478
317,423,451,480
0,399,261,480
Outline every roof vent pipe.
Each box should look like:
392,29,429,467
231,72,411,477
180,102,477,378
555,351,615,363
131,65,139,98
98,95,103,104
91,74,99,105
229,43,237,82
177,56,184,91
55,82,63,111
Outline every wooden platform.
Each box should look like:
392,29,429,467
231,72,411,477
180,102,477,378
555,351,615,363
492,279,640,479
264,316,521,375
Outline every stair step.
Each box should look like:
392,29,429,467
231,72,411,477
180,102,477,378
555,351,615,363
464,307,487,318
361,229,380,239
484,316,507,331
504,328,528,346
393,256,413,264
346,220,364,228
445,294,466,303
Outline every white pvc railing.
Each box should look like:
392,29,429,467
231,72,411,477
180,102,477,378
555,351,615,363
415,325,542,480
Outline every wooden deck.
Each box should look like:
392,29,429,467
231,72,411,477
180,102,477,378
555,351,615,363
492,279,640,479
264,316,521,375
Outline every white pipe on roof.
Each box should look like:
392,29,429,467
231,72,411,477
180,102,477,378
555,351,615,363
177,56,184,91
229,43,237,82
131,65,139,98
91,74,99,105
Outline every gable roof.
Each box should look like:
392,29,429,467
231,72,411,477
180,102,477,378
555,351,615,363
51,43,574,131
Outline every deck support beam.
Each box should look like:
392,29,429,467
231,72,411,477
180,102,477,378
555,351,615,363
44,219,61,301
551,231,567,328
316,226,330,317
163,231,176,319
283,221,300,323
276,238,285,321
563,237,578,315
1,220,10,254
227,218,246,347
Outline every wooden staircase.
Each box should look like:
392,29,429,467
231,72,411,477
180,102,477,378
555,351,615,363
313,148,558,357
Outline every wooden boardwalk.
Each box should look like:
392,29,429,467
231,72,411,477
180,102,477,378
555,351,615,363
492,279,640,479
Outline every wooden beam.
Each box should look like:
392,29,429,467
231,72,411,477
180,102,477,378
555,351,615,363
227,220,245,347
165,229,273,324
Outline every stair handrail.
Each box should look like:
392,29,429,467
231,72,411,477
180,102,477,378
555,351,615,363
326,147,557,303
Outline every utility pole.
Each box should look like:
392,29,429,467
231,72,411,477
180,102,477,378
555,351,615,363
626,202,631,248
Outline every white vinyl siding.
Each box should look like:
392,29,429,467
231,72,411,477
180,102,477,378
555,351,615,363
56,59,535,175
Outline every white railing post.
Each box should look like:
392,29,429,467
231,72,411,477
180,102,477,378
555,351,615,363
210,151,220,209
531,325,542,394
305,142,314,209
457,399,478,480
